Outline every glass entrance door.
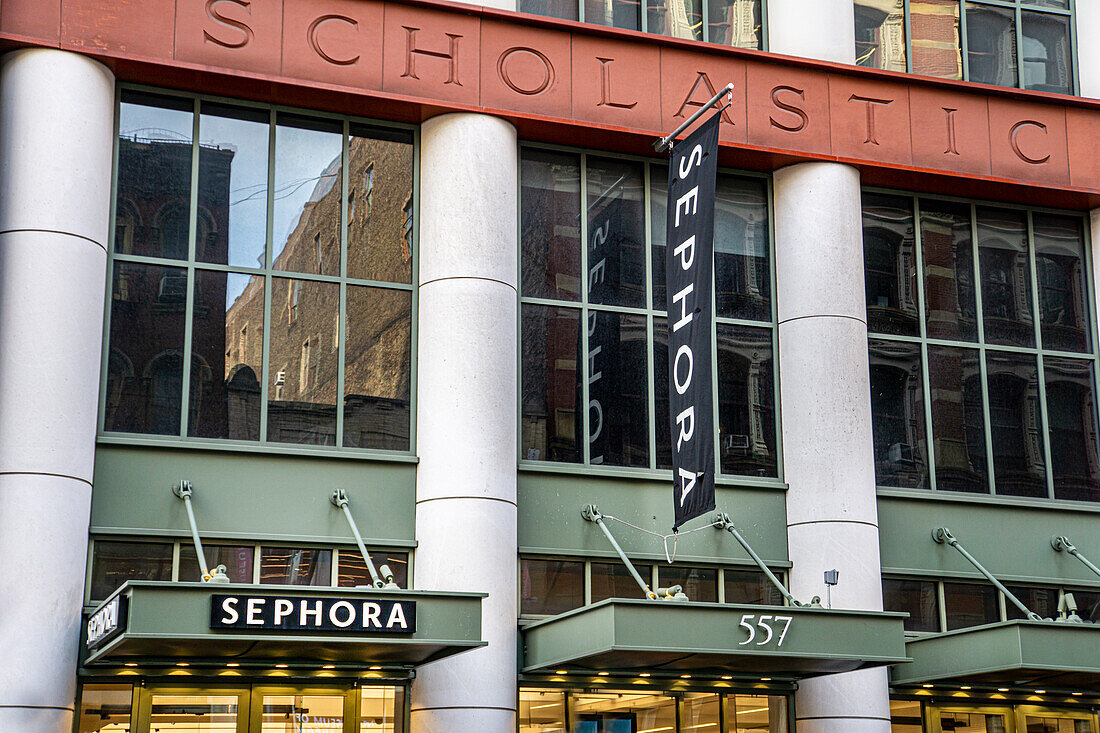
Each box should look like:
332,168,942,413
134,689,249,733
927,704,1099,733
1018,707,1096,733
932,707,1014,733
252,688,350,733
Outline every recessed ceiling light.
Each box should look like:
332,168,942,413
555,670,568,675
680,674,692,679
960,686,971,690
597,672,609,676
275,664,288,669
639,673,650,677
176,662,189,667
1035,690,1046,694
226,663,239,668
997,688,1009,692
123,663,138,667
720,676,732,680
760,677,771,682
322,665,335,670
922,684,933,688
369,665,382,670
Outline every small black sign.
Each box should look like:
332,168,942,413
210,594,416,633
665,112,720,530
87,594,128,649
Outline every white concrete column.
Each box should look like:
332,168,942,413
774,162,890,733
0,49,115,733
1076,3,1099,98
411,113,519,733
767,0,855,64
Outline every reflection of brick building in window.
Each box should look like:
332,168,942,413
224,134,413,449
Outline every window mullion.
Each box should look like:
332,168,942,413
970,203,997,494
767,178,782,482
258,109,277,445
99,86,123,435
912,196,937,491
1015,3,1025,89
580,154,591,465
179,98,201,439
336,121,349,450
903,0,914,74
1026,210,1056,499
644,162,658,469
960,0,971,81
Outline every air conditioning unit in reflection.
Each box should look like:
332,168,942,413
722,434,751,452
887,443,914,465
157,274,187,302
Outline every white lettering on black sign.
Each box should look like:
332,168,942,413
86,595,128,649
665,111,720,529
210,595,416,633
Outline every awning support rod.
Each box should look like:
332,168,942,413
172,481,228,583
653,82,734,152
582,505,661,600
1052,536,1100,580
933,527,1043,621
714,512,811,607
331,489,398,589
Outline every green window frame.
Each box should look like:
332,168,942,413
516,0,767,49
98,86,419,457
854,0,1079,95
862,188,1099,503
518,144,782,483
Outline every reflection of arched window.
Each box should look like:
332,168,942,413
156,203,189,260
1036,255,1074,327
1047,381,1089,480
981,248,1018,320
871,365,913,456
114,199,141,255
105,348,134,431
145,352,212,435
194,205,218,263
963,374,987,472
987,373,1027,470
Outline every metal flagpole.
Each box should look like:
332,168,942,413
653,83,734,152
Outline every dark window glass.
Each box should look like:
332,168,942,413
920,199,976,342
1034,214,1089,353
179,544,255,583
651,166,670,310
259,547,332,586
707,0,762,48
855,0,908,71
647,0,702,40
343,286,412,450
104,262,188,435
521,150,582,302
869,339,928,489
518,0,578,20
272,115,342,277
863,193,919,337
266,278,339,446
586,158,645,309
196,104,268,268
587,311,649,467
1068,589,1100,624
725,569,784,606
910,0,963,79
928,346,989,493
654,316,673,470
90,541,173,601
1005,584,1059,620
521,558,584,615
966,3,1018,87
714,176,771,322
883,578,940,632
115,94,194,260
189,271,264,440
658,565,717,602
1021,11,1072,94
346,126,414,284
337,549,409,588
522,305,582,463
583,0,640,29
944,581,999,629
591,561,653,602
986,351,1047,497
978,208,1033,348
717,324,777,477
1044,357,1100,502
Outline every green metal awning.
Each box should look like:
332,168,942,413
891,621,1100,691
522,600,909,679
82,582,485,667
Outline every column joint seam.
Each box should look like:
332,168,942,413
0,227,107,252
787,519,879,529
419,275,518,292
777,313,867,326
416,495,518,507
0,471,92,487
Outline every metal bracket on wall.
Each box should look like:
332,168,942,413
331,489,399,589
713,512,816,608
1052,535,1100,580
581,505,681,601
932,526,1044,621
171,480,229,584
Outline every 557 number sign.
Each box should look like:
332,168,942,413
737,614,793,648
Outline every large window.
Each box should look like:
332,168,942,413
863,192,1099,502
520,148,779,479
854,0,1076,94
102,90,415,453
518,0,764,48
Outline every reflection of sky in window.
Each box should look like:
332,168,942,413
273,124,342,264
120,103,192,144
201,113,268,272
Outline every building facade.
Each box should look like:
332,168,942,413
0,0,1098,731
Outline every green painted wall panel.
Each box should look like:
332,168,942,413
518,470,789,565
91,445,416,544
879,494,1100,587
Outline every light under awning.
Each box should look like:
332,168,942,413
81,581,485,668
522,599,909,678
891,620,1100,691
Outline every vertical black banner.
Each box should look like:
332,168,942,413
665,113,719,530
585,191,623,466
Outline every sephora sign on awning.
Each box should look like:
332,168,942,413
211,594,416,633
